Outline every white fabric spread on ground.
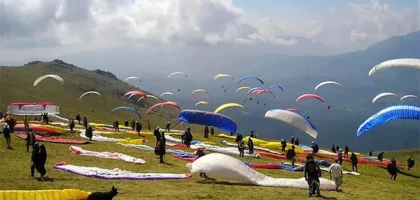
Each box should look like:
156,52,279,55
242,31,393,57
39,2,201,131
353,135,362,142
195,144,260,158
80,132,120,142
118,143,186,154
69,146,145,164
220,140,282,155
55,163,191,180
186,153,336,190
320,167,360,176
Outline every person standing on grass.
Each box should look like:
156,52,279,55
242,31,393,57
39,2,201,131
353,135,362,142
24,115,30,132
350,152,358,172
210,126,214,136
281,139,287,153
338,149,343,165
69,118,75,132
83,116,88,129
76,114,81,125
387,157,398,181
204,126,209,139
295,137,300,146
195,148,209,180
286,146,297,167
158,132,166,163
407,157,415,170
165,122,171,132
304,154,322,197
184,128,193,148
344,145,349,158
291,136,295,144
247,137,254,155
135,121,142,136
378,152,384,162
124,120,129,127
329,159,343,191
3,125,13,150
26,129,36,153
331,145,336,153
238,139,245,158
85,125,93,141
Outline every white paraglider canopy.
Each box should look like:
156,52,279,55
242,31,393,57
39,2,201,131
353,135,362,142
33,74,64,87
265,109,318,138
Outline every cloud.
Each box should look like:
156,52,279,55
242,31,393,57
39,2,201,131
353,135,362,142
0,0,418,61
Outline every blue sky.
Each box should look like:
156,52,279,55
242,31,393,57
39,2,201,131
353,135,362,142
234,0,418,18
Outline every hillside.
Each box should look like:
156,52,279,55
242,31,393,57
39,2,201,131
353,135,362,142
0,60,181,128
0,128,418,200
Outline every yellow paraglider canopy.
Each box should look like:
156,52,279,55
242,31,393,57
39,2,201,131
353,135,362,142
214,103,244,113
236,86,251,92
195,101,209,106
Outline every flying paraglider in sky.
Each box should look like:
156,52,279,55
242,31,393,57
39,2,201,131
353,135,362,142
192,89,209,95
369,58,420,76
111,106,142,119
214,103,244,113
79,91,101,100
270,84,284,92
400,95,418,101
33,74,64,87
178,110,237,133
314,81,343,91
214,74,234,80
296,94,325,104
248,87,262,94
357,105,420,137
146,95,159,100
146,101,181,115
125,76,141,82
264,109,318,138
238,76,264,85
236,86,251,92
160,92,174,97
195,101,209,106
167,72,188,78
124,90,147,99
372,92,398,103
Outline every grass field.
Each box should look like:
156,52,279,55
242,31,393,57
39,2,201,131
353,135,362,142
0,61,419,200
0,128,419,200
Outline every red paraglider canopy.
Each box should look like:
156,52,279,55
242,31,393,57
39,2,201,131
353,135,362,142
124,90,147,99
296,94,325,104
146,101,181,115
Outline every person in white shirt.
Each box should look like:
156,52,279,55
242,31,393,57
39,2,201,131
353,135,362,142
329,159,343,191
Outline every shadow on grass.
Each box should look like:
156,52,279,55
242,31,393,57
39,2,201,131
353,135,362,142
316,195,338,200
398,170,420,179
35,176,54,182
197,180,255,187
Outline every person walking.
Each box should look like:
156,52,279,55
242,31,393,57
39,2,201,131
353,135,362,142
329,159,344,191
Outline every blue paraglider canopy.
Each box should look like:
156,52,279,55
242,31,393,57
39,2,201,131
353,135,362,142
357,105,420,137
111,106,142,119
178,110,237,133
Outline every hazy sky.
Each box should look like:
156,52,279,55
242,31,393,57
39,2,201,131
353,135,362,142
0,0,419,63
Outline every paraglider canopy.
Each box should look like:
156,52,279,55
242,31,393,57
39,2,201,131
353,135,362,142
79,91,101,100
160,92,174,97
33,74,64,87
214,103,244,113
111,106,141,119
7,102,60,115
372,92,398,103
357,105,420,137
296,94,325,104
214,74,234,80
178,110,237,133
369,58,420,76
265,109,318,138
167,72,188,78
314,81,343,91
238,76,264,85
124,90,147,99
146,101,181,115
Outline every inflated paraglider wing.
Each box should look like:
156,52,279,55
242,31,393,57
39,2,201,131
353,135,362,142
214,103,244,113
192,89,209,95
111,106,142,119
125,76,140,82
369,58,420,76
400,95,418,101
195,101,209,106
238,76,264,85
265,109,318,138
124,90,147,99
147,101,181,115
296,94,325,104
314,81,343,91
33,74,64,87
247,87,262,94
270,85,284,91
214,74,234,80
146,95,159,100
178,110,237,133
160,92,174,97
372,92,398,103
79,91,101,100
356,105,420,137
168,72,188,78
236,86,251,92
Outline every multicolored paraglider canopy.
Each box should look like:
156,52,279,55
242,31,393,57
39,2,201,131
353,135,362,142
178,110,237,133
7,102,60,115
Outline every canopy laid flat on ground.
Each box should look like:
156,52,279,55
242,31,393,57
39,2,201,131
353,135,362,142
69,146,145,164
16,134,88,145
0,189,89,200
54,162,191,180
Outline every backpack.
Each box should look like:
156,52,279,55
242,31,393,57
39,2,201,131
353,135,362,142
305,160,319,177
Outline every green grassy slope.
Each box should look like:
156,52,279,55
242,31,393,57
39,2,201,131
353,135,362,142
0,60,179,127
0,61,419,200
